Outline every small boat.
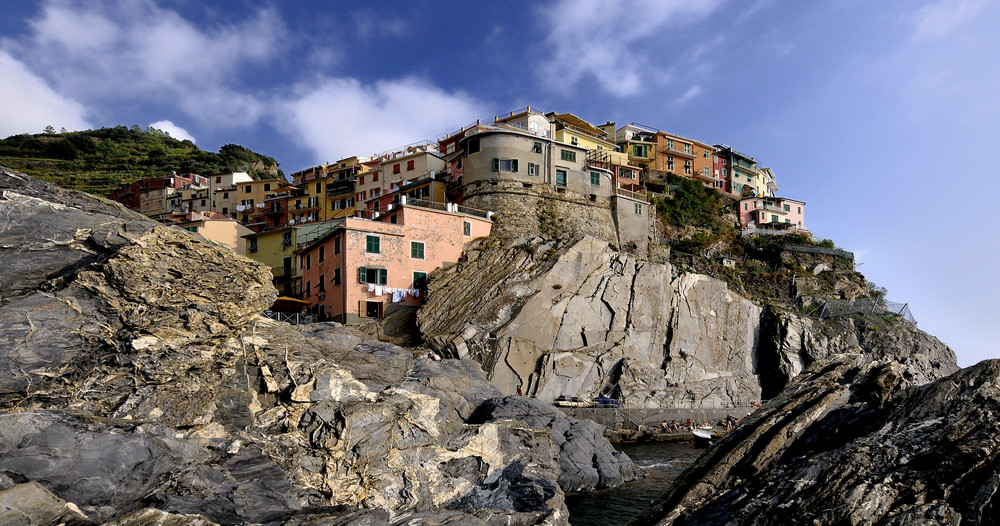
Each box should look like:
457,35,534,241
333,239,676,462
692,428,713,447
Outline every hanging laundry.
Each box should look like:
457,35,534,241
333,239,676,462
368,283,375,292
374,285,383,296
392,290,402,303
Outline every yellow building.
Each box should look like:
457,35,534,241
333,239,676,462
235,179,290,225
174,212,254,255
244,221,343,299
546,112,617,152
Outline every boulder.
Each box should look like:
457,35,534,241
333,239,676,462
469,396,644,492
631,356,1000,525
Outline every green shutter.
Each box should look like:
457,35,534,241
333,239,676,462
511,159,518,172
359,266,367,283
379,268,387,285
492,158,499,172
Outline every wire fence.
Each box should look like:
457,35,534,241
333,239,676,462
809,297,916,325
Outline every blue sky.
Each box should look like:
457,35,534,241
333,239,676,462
2,0,998,366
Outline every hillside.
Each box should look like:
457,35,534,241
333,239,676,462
0,125,283,196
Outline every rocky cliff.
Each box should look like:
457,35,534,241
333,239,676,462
0,167,640,525
629,355,1000,525
419,232,957,410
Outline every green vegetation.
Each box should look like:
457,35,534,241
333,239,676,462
652,173,730,230
0,125,282,196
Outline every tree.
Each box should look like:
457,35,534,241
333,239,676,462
43,125,56,134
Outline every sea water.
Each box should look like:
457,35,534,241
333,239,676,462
565,441,702,525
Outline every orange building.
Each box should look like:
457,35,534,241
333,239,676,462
297,201,492,323
653,131,718,188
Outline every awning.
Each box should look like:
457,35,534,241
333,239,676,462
271,296,311,311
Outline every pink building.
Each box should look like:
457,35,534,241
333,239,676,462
297,202,492,323
738,196,806,232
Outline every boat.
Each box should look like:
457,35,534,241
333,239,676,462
692,428,714,447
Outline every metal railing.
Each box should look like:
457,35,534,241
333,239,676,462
262,311,315,325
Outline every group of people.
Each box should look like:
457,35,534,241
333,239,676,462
659,415,742,433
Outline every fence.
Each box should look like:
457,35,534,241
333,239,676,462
809,297,916,325
261,311,315,325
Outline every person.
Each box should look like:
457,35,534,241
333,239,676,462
683,418,693,431
516,384,522,395
660,421,669,433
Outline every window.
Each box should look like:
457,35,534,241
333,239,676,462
244,186,251,193
704,150,710,158
410,241,425,259
319,246,325,263
492,158,519,172
532,141,542,153
223,192,229,198
216,176,222,183
463,221,471,236
359,175,365,185
305,253,311,270
684,161,692,175
316,182,322,193
683,144,691,154
570,136,579,146
784,204,790,212
334,236,341,255
366,235,380,254
373,173,379,181
744,203,749,211
798,206,802,214
556,169,567,186
771,214,779,222
633,144,647,158
318,275,325,292
722,168,728,177
560,149,576,162
528,162,537,176
634,203,642,215
413,271,428,289
467,137,480,154
406,160,414,171
304,281,310,298
282,232,292,246
590,171,601,186
333,267,341,286
359,266,388,284
667,157,675,170
667,139,674,150
704,167,710,177
264,183,271,191
393,164,400,174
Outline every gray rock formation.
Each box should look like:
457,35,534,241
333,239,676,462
630,356,1000,525
419,234,958,411
0,167,639,525
469,396,644,492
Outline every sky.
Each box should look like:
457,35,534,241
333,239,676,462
1,0,997,366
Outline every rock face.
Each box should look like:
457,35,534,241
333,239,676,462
0,167,640,525
419,234,958,409
630,356,1000,525
468,397,644,492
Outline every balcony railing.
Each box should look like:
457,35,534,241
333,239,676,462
661,145,697,159
614,187,648,202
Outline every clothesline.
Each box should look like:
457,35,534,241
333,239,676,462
367,283,421,302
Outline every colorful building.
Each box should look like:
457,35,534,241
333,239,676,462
615,123,658,171
169,211,254,255
545,112,616,152
297,202,493,322
738,196,806,232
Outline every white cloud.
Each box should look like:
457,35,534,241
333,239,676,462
673,85,702,106
148,120,195,143
536,0,726,97
2,0,281,128
277,77,488,165
0,50,91,137
913,0,987,38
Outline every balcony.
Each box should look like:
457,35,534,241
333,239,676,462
758,203,790,215
693,170,717,183
293,201,321,211
661,145,697,159
325,178,356,196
